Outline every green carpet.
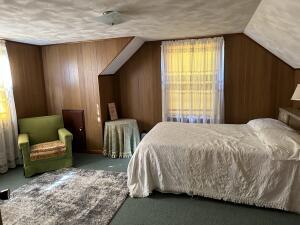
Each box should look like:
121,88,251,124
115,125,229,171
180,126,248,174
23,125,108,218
1,153,300,225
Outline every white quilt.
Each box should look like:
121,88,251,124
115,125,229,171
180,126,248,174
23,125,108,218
127,120,300,213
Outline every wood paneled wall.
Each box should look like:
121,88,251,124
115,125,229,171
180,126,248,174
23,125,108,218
98,75,120,127
295,70,300,85
224,34,294,123
114,34,295,130
6,33,297,151
116,42,162,132
42,37,132,151
6,41,47,118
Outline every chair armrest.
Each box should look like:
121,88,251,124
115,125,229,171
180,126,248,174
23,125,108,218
18,133,29,148
18,134,30,165
58,128,73,144
58,128,73,157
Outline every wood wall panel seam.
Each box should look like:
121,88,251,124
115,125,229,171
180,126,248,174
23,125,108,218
6,41,47,118
115,33,295,129
6,34,298,151
99,37,134,75
42,37,132,150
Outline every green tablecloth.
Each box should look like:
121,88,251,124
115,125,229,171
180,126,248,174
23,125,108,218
103,119,140,158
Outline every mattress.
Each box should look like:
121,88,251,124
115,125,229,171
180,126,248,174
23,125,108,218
127,119,300,213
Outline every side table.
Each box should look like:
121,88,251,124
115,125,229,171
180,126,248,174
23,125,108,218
103,119,140,158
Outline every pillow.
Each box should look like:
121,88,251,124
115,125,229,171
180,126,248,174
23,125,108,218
257,128,300,161
247,118,293,132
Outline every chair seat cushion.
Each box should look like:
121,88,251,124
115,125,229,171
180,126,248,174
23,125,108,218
30,140,66,161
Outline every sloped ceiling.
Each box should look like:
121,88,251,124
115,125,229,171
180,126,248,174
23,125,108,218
0,0,260,45
245,0,300,68
0,0,299,68
101,37,145,75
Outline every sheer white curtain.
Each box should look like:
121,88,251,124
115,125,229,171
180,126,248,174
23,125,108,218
0,40,20,173
161,37,224,124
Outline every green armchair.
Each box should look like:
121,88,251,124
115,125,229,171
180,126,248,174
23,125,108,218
18,115,73,177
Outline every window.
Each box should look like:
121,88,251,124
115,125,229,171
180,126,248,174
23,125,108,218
0,41,13,120
0,88,9,119
0,40,19,174
161,37,224,124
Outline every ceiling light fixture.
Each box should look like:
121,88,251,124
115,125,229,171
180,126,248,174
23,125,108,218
98,10,125,26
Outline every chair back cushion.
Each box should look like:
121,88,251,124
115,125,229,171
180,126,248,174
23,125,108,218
18,115,64,145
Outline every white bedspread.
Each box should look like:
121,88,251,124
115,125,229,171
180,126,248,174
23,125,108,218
127,121,300,213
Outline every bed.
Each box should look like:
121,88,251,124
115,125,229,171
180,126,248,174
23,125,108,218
127,110,300,213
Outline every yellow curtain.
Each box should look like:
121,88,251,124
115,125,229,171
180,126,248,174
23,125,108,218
0,41,12,120
161,37,224,124
0,88,9,119
0,40,20,173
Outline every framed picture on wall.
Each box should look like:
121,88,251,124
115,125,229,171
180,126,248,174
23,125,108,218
108,102,118,121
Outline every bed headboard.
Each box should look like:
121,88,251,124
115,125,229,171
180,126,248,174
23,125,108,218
278,108,300,130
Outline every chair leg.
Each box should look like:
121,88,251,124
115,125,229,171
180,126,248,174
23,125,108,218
23,167,31,178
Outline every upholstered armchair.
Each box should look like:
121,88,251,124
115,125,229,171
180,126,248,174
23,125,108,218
18,115,73,177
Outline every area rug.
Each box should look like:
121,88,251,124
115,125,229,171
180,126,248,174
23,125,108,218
0,168,128,225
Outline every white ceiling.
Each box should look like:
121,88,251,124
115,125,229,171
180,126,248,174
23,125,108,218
1,0,299,68
0,0,260,45
245,0,300,68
